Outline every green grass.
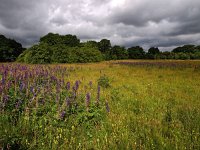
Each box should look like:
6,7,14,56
0,60,200,149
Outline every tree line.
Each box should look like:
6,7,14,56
1,33,200,63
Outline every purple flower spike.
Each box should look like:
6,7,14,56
66,97,71,107
15,100,22,109
89,81,92,88
60,111,66,119
3,95,9,104
66,82,70,91
74,80,79,91
0,87,2,94
1,75,5,85
105,101,110,113
19,82,24,91
85,92,91,111
30,86,34,94
96,85,100,105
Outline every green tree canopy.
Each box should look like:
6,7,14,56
147,47,160,59
128,46,145,59
17,43,103,64
110,45,128,60
148,47,160,55
98,39,111,53
17,43,52,64
81,40,98,48
172,45,199,53
0,34,24,62
40,33,80,47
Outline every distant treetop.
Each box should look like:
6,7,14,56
40,33,80,47
0,34,24,62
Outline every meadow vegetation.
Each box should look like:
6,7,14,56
1,60,200,149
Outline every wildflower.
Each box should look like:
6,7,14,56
74,80,79,91
3,95,9,105
89,81,92,88
66,82,70,91
66,97,71,107
85,92,91,111
1,75,5,85
19,82,25,91
56,83,60,93
60,111,66,119
105,101,110,113
0,86,2,94
96,85,100,105
6,80,11,89
30,86,34,94
15,100,22,109
71,90,76,100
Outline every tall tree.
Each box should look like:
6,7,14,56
148,47,160,55
40,33,80,47
147,47,160,59
81,40,98,48
128,46,145,59
0,34,24,62
98,39,111,53
110,45,128,60
172,45,196,53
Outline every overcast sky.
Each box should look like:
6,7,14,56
0,0,200,50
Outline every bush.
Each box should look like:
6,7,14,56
74,46,103,63
174,52,190,60
51,45,77,63
18,43,52,64
97,75,110,88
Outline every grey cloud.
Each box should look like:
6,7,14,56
109,0,200,27
0,0,200,50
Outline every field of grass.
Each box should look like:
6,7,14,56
0,60,200,149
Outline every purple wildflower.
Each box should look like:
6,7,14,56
7,81,12,89
66,97,71,107
1,75,5,85
85,92,91,111
89,81,92,88
0,86,2,94
15,100,22,109
96,85,100,105
25,72,28,79
56,83,60,93
105,101,110,113
30,86,34,94
56,94,60,104
3,95,9,104
74,80,80,91
60,111,66,119
19,82,24,91
66,82,70,91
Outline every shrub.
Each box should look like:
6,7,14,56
97,75,110,88
73,46,103,63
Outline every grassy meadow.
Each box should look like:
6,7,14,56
0,60,200,149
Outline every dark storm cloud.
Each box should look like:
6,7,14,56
0,0,200,50
168,19,200,36
0,0,51,46
109,0,200,27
